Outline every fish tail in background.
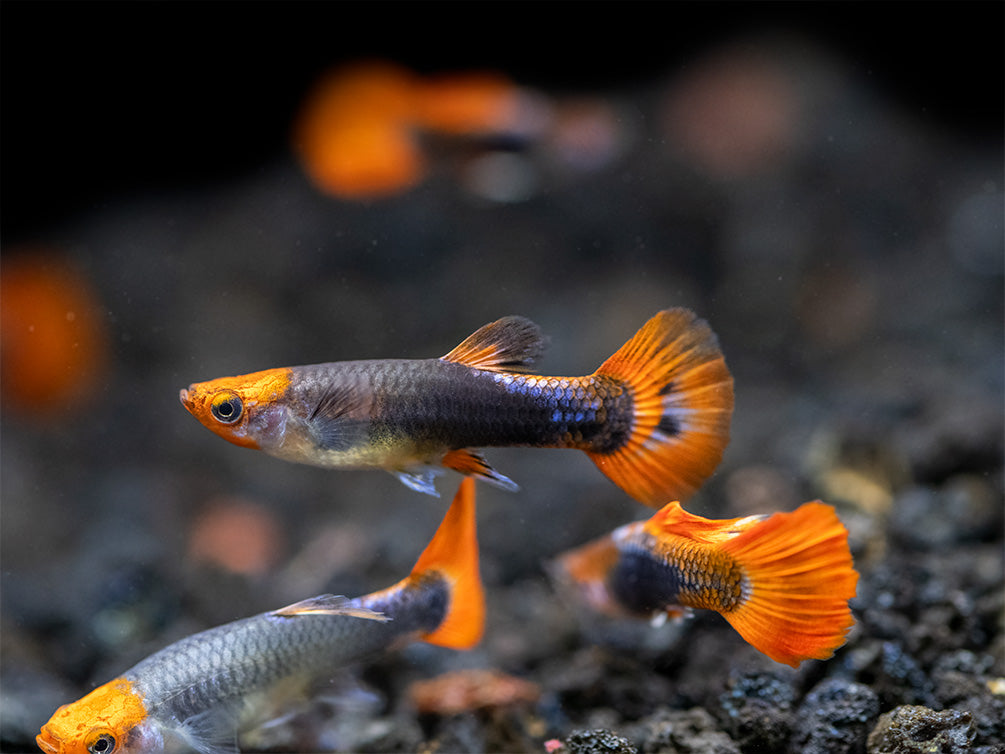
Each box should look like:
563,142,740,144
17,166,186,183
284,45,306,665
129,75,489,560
715,502,858,667
587,309,734,507
408,477,484,649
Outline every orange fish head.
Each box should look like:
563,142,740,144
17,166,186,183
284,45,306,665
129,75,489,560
179,368,293,451
37,679,161,754
548,529,632,618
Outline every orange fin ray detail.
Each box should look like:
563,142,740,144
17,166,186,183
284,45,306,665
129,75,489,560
718,501,858,667
643,500,767,545
410,477,485,649
442,448,519,491
441,316,547,373
587,308,734,507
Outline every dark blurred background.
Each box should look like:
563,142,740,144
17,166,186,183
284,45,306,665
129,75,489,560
3,1,1002,240
3,3,1003,751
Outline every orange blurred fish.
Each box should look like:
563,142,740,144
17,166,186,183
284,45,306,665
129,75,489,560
180,309,733,505
552,499,858,667
37,479,483,754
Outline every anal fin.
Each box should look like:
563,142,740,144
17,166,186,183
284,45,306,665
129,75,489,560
442,449,519,492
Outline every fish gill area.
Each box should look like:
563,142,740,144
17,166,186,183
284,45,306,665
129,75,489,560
2,6,1002,753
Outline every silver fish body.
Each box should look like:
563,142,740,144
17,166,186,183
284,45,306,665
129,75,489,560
37,479,483,754
126,586,443,729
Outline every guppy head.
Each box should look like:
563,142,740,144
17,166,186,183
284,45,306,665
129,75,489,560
37,679,163,754
179,368,292,451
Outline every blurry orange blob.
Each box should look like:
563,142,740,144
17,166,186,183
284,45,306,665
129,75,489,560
300,116,424,199
408,668,541,715
0,250,108,416
293,62,424,198
188,497,284,577
414,72,522,134
306,61,417,124
292,62,529,199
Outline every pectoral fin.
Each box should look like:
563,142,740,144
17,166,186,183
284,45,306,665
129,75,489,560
176,705,242,754
307,382,373,452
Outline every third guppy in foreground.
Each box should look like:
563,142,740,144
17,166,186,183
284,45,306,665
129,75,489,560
37,479,483,754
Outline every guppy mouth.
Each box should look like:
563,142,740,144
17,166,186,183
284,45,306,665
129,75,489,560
35,732,60,754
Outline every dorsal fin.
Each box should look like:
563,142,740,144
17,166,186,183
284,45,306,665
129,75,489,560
643,501,767,545
270,594,389,621
441,316,546,372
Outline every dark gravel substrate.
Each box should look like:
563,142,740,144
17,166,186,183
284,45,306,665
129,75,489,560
3,11,1002,754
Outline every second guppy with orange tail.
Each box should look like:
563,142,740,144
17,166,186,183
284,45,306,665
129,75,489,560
180,308,734,506
552,499,858,667
37,479,483,754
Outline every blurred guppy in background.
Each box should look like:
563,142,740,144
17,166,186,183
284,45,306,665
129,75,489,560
2,15,1003,754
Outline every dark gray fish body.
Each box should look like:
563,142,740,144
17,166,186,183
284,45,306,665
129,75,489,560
286,358,634,455
180,310,735,504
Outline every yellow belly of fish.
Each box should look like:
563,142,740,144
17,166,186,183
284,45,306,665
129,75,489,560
269,423,441,472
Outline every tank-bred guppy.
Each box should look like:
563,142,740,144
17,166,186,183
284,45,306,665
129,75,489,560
552,498,858,667
180,308,734,506
37,479,483,754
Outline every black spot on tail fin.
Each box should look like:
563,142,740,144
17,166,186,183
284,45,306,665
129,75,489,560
587,308,734,507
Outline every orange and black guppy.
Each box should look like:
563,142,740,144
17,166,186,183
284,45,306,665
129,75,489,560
180,308,734,506
551,498,858,668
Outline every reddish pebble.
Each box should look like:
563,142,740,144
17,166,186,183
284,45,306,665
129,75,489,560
188,497,283,576
408,668,541,715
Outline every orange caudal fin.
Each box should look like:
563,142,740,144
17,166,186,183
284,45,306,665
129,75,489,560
411,477,485,649
718,502,858,667
588,309,734,507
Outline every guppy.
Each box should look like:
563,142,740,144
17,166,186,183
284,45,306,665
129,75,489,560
551,498,858,667
37,479,483,754
180,308,734,506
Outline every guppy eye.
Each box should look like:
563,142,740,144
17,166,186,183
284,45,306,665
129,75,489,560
87,732,117,754
210,392,243,424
